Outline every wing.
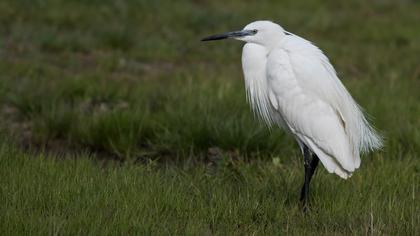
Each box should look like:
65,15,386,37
266,37,363,179
281,34,382,155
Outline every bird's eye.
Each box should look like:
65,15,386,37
252,29,258,34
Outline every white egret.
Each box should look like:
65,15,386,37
202,21,383,208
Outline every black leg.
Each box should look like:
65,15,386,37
300,145,311,209
299,146,320,212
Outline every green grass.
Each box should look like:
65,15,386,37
0,0,419,234
1,144,419,235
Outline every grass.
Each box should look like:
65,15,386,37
0,0,419,234
1,144,419,235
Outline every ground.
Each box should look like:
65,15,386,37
0,0,419,235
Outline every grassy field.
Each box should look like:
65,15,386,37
0,0,419,234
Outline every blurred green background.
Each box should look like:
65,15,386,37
0,0,419,234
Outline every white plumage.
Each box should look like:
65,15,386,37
202,20,382,180
239,21,382,179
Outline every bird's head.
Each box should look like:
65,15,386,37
202,20,286,48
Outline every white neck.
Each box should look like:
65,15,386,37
242,43,276,126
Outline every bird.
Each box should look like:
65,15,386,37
201,20,383,209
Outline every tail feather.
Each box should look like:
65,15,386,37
359,113,383,153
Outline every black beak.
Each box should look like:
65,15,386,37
201,30,256,41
